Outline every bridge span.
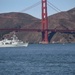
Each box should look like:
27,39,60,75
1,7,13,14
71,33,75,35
0,28,75,33
0,0,75,43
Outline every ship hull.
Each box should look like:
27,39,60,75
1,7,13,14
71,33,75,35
0,43,28,47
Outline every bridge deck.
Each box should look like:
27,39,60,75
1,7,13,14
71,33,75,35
0,28,75,33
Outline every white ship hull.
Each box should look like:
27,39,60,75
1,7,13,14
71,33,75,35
0,43,28,47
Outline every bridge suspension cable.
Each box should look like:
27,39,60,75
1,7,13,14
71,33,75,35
21,1,41,12
47,1,61,12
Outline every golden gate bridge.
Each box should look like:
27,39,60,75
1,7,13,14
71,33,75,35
0,0,75,44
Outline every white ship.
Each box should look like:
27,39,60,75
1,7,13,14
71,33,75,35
0,34,28,47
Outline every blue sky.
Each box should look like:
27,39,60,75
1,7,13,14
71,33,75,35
0,0,75,18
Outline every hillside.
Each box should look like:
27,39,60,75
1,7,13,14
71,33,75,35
48,8,75,43
0,8,75,43
0,12,41,43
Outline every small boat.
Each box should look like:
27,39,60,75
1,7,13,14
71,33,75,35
0,34,28,47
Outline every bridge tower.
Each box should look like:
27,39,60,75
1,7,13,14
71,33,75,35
41,0,48,44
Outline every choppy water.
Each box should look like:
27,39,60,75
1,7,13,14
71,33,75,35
0,44,75,75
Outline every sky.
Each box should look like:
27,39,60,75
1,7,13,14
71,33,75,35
0,0,75,18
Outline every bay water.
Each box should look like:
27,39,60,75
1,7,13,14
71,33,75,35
0,44,75,75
